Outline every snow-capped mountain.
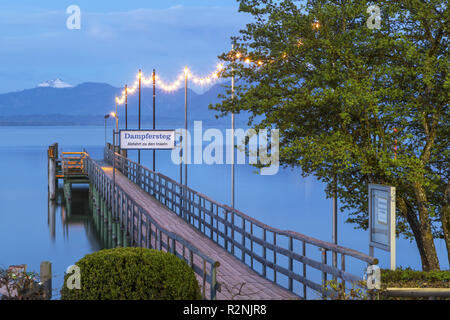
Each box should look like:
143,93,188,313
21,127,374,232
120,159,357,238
38,78,73,88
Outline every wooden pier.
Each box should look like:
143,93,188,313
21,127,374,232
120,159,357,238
48,144,378,300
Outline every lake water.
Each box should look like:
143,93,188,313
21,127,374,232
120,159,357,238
0,125,447,299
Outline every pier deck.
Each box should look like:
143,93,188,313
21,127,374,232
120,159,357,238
99,163,299,300
48,145,378,300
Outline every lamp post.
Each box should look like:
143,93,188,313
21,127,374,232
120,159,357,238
231,47,235,209
104,114,110,147
138,69,142,165
110,111,118,223
184,67,188,187
153,69,156,172
125,84,128,130
115,99,119,138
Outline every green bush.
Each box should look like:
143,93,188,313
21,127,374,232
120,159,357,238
61,247,202,300
381,267,450,288
379,267,450,300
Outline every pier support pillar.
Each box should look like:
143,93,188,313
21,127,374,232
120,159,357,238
117,223,123,247
123,228,128,247
48,197,56,240
47,143,58,200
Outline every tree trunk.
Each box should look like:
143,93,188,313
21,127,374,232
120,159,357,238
413,183,440,271
441,181,450,267
399,197,431,270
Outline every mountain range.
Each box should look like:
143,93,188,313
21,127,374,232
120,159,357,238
0,81,247,126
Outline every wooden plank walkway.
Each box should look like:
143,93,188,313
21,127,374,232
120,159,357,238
99,164,300,300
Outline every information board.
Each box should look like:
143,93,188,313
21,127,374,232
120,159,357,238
119,130,175,150
368,184,396,263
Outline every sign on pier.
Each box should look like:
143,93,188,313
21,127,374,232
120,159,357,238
119,130,175,150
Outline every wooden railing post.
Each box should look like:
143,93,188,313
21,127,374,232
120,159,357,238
241,219,245,261
273,232,277,284
341,254,346,292
189,250,194,268
263,229,267,277
202,260,207,299
210,261,220,300
171,238,176,255
138,209,142,247
231,212,235,256
321,248,327,299
302,241,307,299
225,210,228,252
288,236,293,291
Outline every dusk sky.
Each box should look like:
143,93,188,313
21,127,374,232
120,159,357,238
0,0,252,93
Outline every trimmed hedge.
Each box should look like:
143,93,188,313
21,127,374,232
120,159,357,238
381,267,450,288
61,247,202,300
379,267,450,300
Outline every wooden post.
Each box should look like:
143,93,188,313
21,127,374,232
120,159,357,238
321,248,327,299
48,143,57,200
302,241,307,299
210,261,220,300
48,196,56,240
202,260,206,299
40,261,52,300
117,219,123,247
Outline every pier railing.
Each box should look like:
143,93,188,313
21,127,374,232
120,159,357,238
61,152,87,177
105,148,378,299
85,154,220,300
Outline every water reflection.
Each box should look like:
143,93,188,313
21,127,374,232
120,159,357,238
49,186,104,252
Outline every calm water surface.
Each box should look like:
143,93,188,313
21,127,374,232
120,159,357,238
0,126,447,298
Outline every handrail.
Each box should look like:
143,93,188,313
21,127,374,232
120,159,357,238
61,152,87,176
105,148,378,299
85,154,220,300
384,288,450,298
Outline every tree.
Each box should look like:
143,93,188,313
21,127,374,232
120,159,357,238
211,0,449,271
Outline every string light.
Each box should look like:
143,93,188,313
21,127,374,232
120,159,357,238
115,45,298,105
115,63,227,104
115,21,318,104
115,96,125,104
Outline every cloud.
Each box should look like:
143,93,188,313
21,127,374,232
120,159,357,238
0,5,252,93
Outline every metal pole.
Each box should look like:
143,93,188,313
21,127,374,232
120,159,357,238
179,131,183,219
115,100,118,134
113,129,116,220
104,118,107,147
138,69,141,165
332,174,338,272
231,63,235,209
153,69,156,172
115,100,118,155
116,116,119,149
184,68,188,187
180,134,183,185
125,84,128,130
